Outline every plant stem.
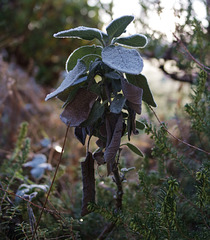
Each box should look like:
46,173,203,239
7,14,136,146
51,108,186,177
112,163,123,210
97,163,123,239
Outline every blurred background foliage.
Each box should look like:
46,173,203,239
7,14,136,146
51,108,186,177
0,0,102,85
0,0,209,239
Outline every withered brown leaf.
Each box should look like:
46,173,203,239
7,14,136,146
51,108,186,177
60,88,97,127
81,152,95,217
121,78,143,114
104,113,123,175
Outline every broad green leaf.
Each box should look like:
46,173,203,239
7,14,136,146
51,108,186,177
66,45,102,71
102,45,143,75
136,120,145,130
81,54,101,68
110,94,126,114
125,142,144,157
54,26,105,44
106,15,134,39
114,34,148,48
126,73,157,107
45,60,87,101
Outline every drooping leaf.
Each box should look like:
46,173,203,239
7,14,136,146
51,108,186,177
106,15,134,39
81,152,95,217
74,127,87,145
130,109,139,135
81,100,105,127
126,73,157,107
93,149,105,165
66,45,102,71
110,94,126,114
102,45,143,75
121,78,143,114
54,26,105,44
114,34,148,48
61,85,81,108
45,60,87,101
111,78,122,95
104,113,123,175
136,120,145,130
60,88,97,127
125,142,144,157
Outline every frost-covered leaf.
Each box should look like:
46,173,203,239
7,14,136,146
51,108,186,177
54,26,105,43
81,152,95,216
45,60,87,101
102,45,143,75
104,113,123,175
125,143,144,157
66,45,102,71
31,167,45,180
15,184,48,204
60,88,97,127
121,78,143,114
126,73,157,107
106,15,134,39
121,167,135,172
23,154,47,168
23,154,52,180
110,94,126,114
114,34,148,48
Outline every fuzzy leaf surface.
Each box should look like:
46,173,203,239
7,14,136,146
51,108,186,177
60,88,97,127
102,45,143,75
81,152,95,216
114,34,148,48
54,26,105,43
45,60,87,101
66,45,102,71
106,15,134,39
126,73,157,107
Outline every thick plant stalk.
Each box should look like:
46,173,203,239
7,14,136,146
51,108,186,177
98,163,123,240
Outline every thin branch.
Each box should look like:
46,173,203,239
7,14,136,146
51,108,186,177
173,34,210,74
97,161,123,239
149,106,210,155
32,124,70,240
